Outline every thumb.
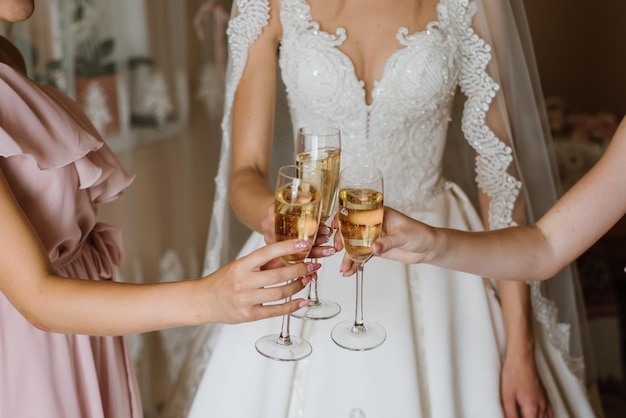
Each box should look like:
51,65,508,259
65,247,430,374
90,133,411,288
372,236,394,255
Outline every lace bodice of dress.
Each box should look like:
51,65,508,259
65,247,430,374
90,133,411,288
279,0,459,214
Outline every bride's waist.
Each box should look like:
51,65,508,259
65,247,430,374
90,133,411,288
385,178,447,214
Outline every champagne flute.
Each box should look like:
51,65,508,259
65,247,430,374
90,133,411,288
291,126,342,320
255,165,322,361
331,165,386,351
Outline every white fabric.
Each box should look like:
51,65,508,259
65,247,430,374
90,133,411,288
188,184,594,418
165,0,601,417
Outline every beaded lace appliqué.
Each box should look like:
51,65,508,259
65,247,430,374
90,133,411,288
451,0,585,388
279,0,457,215
452,0,521,230
205,0,271,273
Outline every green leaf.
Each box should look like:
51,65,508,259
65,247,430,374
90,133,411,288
96,38,115,60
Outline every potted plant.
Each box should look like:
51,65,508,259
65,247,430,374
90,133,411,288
70,0,120,135
74,36,116,79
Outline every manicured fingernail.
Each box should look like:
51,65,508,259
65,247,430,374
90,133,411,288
319,225,331,235
321,248,335,256
301,276,312,286
307,262,322,272
298,299,311,308
295,240,313,249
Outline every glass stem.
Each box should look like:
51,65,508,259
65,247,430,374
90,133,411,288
278,311,292,345
353,262,365,332
278,281,293,345
308,258,321,305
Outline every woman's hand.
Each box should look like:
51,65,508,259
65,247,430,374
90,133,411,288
261,204,277,243
262,203,338,259
337,206,436,276
501,350,553,418
371,207,436,264
202,239,321,324
307,223,337,259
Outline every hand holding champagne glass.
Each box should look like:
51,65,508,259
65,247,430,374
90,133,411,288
292,126,342,320
255,165,322,361
332,165,386,351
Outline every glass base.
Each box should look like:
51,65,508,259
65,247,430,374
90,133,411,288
255,334,312,361
331,319,386,351
291,299,341,320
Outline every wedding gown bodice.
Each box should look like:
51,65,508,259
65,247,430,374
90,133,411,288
279,0,459,215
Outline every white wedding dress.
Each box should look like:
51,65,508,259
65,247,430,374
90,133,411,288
172,0,601,417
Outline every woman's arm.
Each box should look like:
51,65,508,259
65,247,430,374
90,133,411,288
228,0,282,234
0,169,318,335
372,116,626,280
225,1,335,256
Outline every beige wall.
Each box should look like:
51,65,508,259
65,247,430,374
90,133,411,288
524,0,626,118
99,1,220,284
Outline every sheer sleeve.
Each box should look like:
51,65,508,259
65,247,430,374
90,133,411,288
446,0,522,230
160,2,274,416
203,0,271,276
444,0,595,391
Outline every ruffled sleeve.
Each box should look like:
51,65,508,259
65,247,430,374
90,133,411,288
0,62,134,202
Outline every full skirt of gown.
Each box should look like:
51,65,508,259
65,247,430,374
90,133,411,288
187,183,595,418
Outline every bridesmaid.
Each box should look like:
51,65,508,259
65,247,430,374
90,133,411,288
0,1,319,417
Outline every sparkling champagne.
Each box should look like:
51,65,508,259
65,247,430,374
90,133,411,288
275,182,321,264
338,188,384,263
297,148,341,224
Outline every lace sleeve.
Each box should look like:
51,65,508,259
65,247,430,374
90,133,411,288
203,0,271,275
446,0,594,389
451,0,521,230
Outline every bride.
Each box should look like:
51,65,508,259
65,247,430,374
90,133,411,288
168,0,602,417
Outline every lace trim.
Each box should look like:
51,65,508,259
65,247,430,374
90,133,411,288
452,0,586,388
454,0,521,230
530,282,586,383
284,0,347,46
204,0,271,275
280,0,365,128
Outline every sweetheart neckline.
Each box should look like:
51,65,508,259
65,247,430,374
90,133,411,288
296,0,443,107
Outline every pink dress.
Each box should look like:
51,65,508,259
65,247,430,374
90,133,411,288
0,62,142,417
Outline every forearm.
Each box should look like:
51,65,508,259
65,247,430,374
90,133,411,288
227,4,281,234
22,275,205,336
497,279,534,359
229,166,275,233
428,225,558,281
